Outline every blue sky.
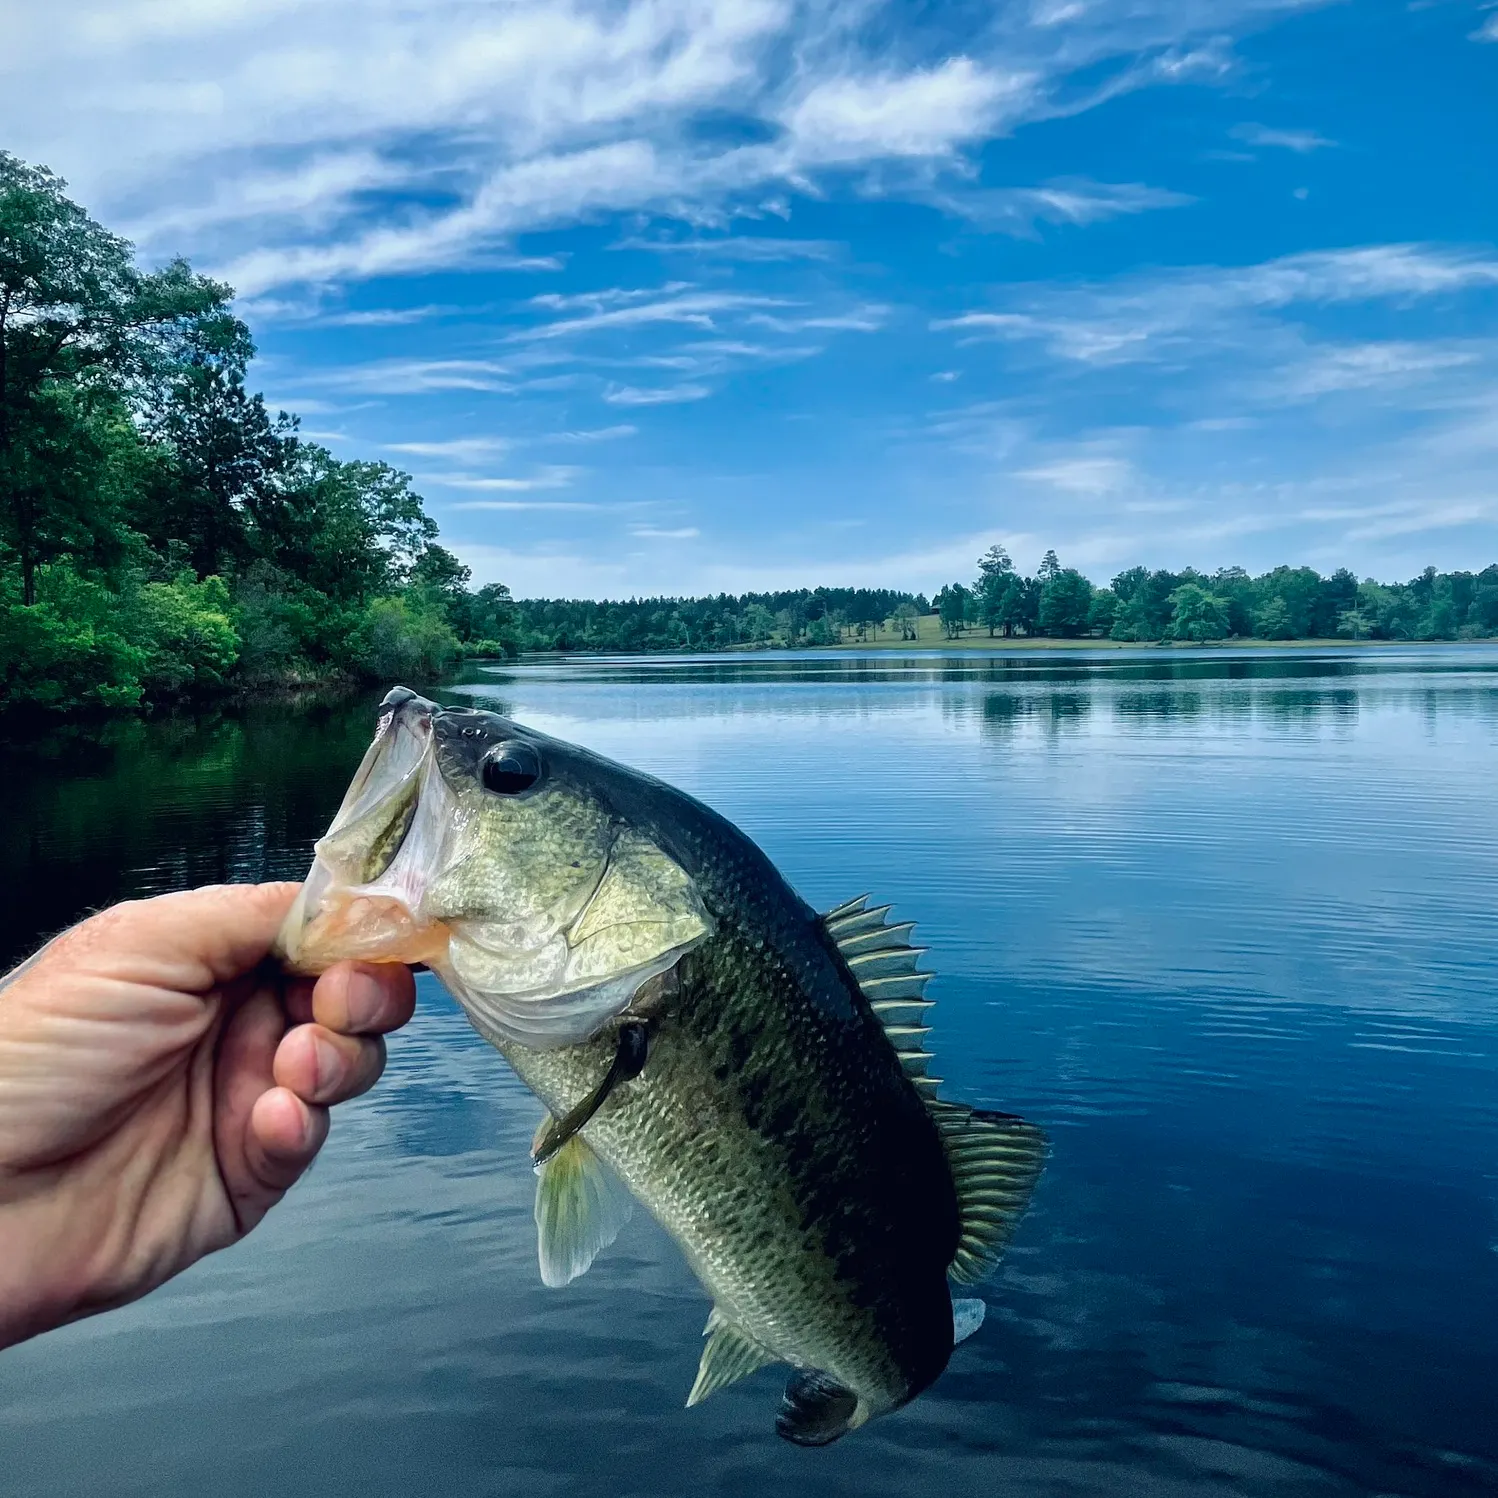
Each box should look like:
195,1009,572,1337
6,0,1497,596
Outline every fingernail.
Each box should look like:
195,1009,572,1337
345,968,386,1029
312,1034,341,1096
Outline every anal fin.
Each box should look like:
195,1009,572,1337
775,1371,867,1447
952,1297,986,1345
686,1308,777,1407
533,1130,633,1288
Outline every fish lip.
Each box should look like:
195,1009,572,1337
321,696,435,851
380,685,439,717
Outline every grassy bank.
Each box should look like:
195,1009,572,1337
817,615,1498,651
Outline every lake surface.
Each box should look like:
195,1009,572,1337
3,646,1497,1498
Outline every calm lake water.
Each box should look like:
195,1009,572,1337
3,646,1497,1498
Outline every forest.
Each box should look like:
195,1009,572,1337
3,150,1494,716
929,547,1498,646
0,150,505,713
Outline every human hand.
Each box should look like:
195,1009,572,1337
0,882,416,1350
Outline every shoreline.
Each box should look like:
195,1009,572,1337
490,633,1498,664
817,633,1498,653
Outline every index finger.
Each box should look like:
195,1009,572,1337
308,961,417,1036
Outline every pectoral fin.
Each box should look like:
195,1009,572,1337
686,1308,777,1407
532,1021,649,1166
533,1132,633,1288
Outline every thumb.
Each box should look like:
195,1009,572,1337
47,883,303,996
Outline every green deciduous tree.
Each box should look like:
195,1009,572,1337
1038,567,1093,637
1167,583,1231,642
1,155,231,603
1087,587,1118,636
1253,597,1295,640
975,544,1014,636
936,582,970,638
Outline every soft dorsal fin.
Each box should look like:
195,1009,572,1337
929,1102,1046,1285
686,1307,778,1406
823,895,1047,1283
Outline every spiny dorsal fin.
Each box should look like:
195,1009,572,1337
822,898,934,1071
686,1307,777,1406
928,1102,1047,1285
823,892,873,923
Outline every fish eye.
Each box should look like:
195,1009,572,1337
482,741,542,796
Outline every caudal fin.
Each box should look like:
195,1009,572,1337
775,1371,867,1447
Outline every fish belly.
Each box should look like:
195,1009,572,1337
492,973,954,1415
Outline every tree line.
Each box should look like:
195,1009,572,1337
505,550,1497,655
504,588,927,653
3,151,1494,718
933,547,1498,644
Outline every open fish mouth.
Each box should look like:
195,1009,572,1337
277,688,452,971
276,687,712,1048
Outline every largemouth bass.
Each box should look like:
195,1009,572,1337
277,687,1045,1444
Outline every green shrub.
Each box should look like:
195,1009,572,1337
460,637,518,660
0,570,146,710
133,571,240,692
231,561,324,682
357,593,460,682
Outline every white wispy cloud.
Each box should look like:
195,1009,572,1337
1264,341,1483,400
449,500,602,512
1230,122,1337,153
779,57,1036,164
514,288,795,341
215,143,646,296
383,436,512,461
603,382,712,405
120,150,413,245
936,244,1498,365
1340,498,1493,542
746,304,890,333
424,465,582,491
615,235,843,261
631,525,700,539
309,358,514,393
930,178,1193,234
1017,455,1137,494
0,0,1331,296
318,304,467,328
546,424,638,442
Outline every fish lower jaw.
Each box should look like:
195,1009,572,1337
278,890,454,974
